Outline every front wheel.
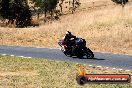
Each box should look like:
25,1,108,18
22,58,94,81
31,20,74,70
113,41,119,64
61,48,73,57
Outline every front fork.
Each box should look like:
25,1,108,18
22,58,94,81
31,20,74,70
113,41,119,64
61,45,66,52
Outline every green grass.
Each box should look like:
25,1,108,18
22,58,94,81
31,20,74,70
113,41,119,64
0,55,131,88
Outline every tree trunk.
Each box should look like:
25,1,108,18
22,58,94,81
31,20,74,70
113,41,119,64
72,0,75,14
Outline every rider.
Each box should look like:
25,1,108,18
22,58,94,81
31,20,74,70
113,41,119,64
62,31,76,55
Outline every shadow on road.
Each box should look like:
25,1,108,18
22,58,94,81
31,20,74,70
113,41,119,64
72,57,105,60
79,57,105,60
91,58,105,60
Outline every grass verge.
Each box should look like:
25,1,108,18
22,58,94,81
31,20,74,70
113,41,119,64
0,55,131,88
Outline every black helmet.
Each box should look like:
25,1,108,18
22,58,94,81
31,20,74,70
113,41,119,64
66,31,72,36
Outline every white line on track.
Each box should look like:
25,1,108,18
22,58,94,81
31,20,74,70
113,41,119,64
10,55,14,57
1,54,7,56
23,57,28,58
18,56,24,58
119,69,123,70
106,67,109,68
27,57,32,58
97,66,102,68
126,70,130,72
89,65,93,67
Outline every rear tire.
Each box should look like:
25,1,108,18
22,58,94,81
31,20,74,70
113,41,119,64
84,48,94,59
87,53,94,59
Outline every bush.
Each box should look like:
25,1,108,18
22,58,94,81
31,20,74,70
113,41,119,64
33,0,58,17
0,0,10,19
15,4,31,28
0,0,31,28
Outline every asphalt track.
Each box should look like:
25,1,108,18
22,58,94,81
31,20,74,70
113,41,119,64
0,45,132,70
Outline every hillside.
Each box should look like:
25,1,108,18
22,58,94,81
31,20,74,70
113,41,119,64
0,0,132,55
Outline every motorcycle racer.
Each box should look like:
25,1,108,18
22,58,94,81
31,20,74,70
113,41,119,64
62,31,76,55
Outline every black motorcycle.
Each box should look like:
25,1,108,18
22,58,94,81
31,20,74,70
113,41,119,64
58,37,94,59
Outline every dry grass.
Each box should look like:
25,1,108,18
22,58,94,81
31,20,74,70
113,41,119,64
0,55,131,88
0,1,132,54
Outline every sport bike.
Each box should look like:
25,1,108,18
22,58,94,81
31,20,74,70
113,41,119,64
58,38,94,59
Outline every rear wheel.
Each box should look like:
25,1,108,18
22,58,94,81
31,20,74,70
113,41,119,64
84,48,94,59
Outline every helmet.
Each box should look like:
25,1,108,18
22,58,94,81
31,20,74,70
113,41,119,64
66,31,72,37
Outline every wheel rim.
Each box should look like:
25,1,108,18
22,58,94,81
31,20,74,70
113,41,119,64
86,53,94,59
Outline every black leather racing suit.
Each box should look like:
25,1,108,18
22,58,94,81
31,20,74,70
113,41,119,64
62,34,76,55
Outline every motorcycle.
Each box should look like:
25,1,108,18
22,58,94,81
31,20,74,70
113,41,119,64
58,37,94,59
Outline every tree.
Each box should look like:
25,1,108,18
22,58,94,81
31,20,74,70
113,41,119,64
72,0,81,13
0,0,31,28
112,0,128,5
32,0,58,18
13,0,31,27
0,0,10,19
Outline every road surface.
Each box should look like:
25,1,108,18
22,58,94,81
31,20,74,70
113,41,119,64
0,45,132,70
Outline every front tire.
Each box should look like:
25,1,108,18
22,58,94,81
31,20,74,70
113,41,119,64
61,48,73,57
